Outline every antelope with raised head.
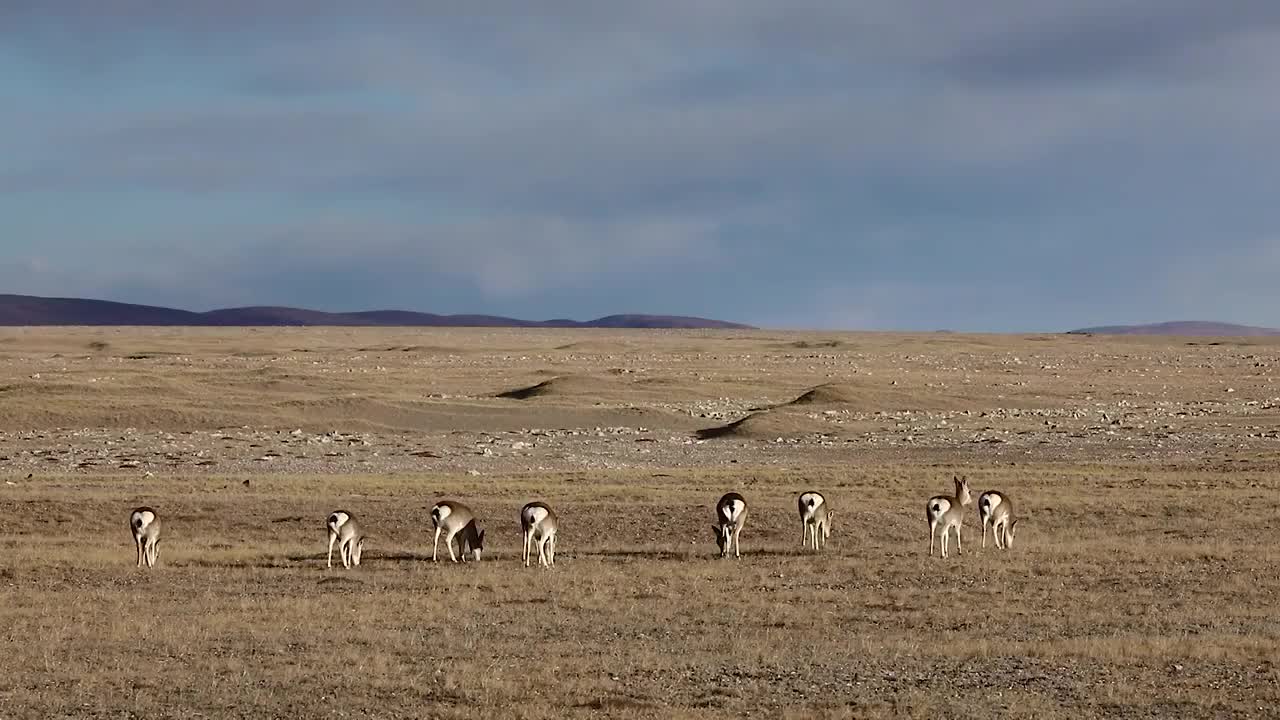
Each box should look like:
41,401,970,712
520,501,558,568
926,475,972,558
130,507,161,568
797,491,833,551
326,510,364,569
978,490,1018,550
713,492,748,559
431,500,485,562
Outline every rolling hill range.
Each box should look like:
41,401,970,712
1068,321,1280,336
0,294,754,329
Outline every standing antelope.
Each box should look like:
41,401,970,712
926,475,972,558
978,490,1018,550
431,500,485,562
797,491,833,551
326,510,364,569
713,492,748,559
520,501,558,568
130,506,161,568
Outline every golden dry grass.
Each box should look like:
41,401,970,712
1,327,1279,718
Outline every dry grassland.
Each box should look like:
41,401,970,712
1,327,1280,718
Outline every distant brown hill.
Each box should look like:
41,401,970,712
1068,321,1280,336
0,294,754,329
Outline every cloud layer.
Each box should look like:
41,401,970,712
3,2,1279,329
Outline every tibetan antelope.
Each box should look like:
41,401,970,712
714,492,748,559
926,475,972,558
520,501,559,568
130,506,161,568
798,491,833,552
326,510,364,569
978,490,1019,550
431,500,485,562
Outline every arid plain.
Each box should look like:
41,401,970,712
2,327,1279,719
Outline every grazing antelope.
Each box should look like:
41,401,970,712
978,490,1018,550
797,491,833,551
326,510,364,569
713,492,748,559
431,500,485,563
926,475,972,558
130,506,161,568
520,501,559,568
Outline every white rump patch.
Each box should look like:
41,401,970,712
524,506,549,526
984,493,1002,515
722,499,744,522
327,511,351,530
929,498,951,518
799,492,824,515
132,510,156,529
432,504,452,525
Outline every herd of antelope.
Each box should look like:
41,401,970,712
128,475,1018,569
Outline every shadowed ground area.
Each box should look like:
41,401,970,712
1,327,1279,718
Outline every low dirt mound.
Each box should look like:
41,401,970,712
786,339,845,349
787,383,859,406
0,402,265,431
275,397,471,431
696,409,833,440
495,375,619,400
355,344,462,353
282,395,696,433
230,367,317,395
554,340,635,353
783,381,968,412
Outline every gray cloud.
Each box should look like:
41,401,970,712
929,1,1280,86
3,3,1280,328
245,214,725,298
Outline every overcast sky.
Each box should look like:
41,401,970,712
3,2,1279,331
